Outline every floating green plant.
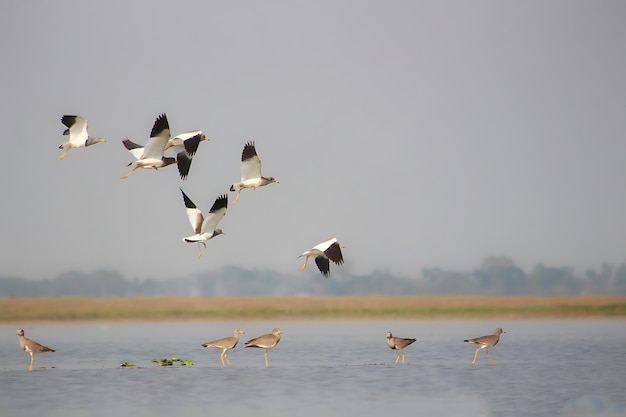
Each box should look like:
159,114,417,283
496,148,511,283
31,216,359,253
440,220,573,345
119,361,136,367
151,357,194,366
151,358,174,366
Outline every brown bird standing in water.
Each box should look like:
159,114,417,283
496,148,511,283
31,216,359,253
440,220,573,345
245,328,282,367
386,332,417,364
16,329,55,371
464,327,506,365
202,328,245,366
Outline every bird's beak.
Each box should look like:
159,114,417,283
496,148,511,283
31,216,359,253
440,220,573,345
164,142,173,151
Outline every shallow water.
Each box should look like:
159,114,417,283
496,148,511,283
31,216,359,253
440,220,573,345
0,320,625,417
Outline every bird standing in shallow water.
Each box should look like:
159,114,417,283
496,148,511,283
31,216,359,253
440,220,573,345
202,328,244,366
58,115,106,160
299,238,345,277
16,329,55,371
464,327,506,365
386,332,417,364
245,328,282,367
229,141,278,205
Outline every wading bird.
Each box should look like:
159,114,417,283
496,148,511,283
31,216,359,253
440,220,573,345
16,329,55,371
229,141,278,205
298,238,345,277
245,328,282,367
180,189,227,258
464,327,506,365
386,332,417,364
202,328,245,366
58,115,106,160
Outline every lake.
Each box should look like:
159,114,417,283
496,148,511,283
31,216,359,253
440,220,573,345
0,320,625,417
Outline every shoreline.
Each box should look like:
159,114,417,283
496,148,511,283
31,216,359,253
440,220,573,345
2,295,625,323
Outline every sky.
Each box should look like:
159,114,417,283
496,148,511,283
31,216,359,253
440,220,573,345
1,1,624,281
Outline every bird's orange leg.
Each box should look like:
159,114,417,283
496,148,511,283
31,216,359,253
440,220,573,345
57,150,70,160
121,167,138,179
472,348,480,365
299,256,310,271
232,190,242,205
29,353,34,371
264,350,269,367
485,351,496,364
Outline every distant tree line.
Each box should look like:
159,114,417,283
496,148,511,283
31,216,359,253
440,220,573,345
1,257,625,297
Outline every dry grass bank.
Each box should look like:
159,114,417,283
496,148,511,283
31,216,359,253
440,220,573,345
1,295,625,322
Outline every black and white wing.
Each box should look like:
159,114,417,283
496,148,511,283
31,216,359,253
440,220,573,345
61,115,88,145
200,194,228,234
180,188,203,234
324,241,344,265
176,152,193,180
122,138,145,160
142,113,170,159
314,256,331,277
240,141,262,181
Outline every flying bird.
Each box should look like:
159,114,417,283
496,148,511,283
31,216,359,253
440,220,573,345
58,115,106,160
298,238,345,277
202,328,245,366
122,138,193,180
229,141,278,205
464,327,506,365
245,328,282,368
180,189,228,258
162,130,210,179
164,130,209,157
121,113,173,179
386,332,417,364
16,329,55,371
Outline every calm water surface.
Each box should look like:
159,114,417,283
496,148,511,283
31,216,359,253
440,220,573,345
0,320,625,417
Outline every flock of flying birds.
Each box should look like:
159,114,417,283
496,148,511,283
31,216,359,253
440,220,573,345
58,113,346,274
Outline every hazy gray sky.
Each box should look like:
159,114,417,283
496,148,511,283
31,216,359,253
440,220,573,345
1,1,624,280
